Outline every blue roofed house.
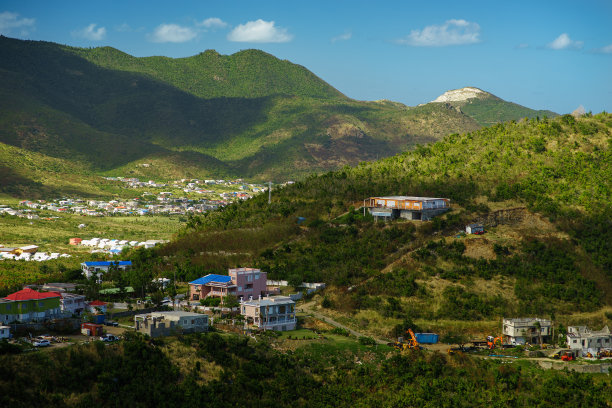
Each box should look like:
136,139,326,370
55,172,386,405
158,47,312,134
189,268,267,301
81,261,132,281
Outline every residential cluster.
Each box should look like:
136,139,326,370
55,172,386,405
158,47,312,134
73,237,166,255
0,245,71,262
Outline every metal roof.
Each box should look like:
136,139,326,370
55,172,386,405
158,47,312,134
5,288,61,301
189,274,232,285
82,261,132,267
241,296,294,307
369,196,449,201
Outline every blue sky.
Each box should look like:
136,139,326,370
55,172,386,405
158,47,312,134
1,0,611,113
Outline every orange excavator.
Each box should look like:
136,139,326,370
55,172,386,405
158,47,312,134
388,329,420,351
487,335,503,350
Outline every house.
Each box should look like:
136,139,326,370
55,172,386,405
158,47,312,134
466,224,484,234
567,326,612,356
86,300,107,314
240,296,296,331
134,311,208,338
502,317,552,345
189,268,267,302
0,325,10,339
0,288,61,324
59,293,86,316
363,196,450,221
81,261,132,280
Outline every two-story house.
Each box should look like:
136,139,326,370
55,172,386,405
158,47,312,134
189,268,267,301
0,288,61,324
502,317,552,345
81,261,132,281
567,326,612,356
240,296,296,331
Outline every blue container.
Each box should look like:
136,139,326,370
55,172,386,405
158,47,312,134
415,333,438,344
92,314,106,324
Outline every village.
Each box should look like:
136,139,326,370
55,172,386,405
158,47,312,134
1,195,611,376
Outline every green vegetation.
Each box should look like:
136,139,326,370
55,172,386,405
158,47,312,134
143,113,612,334
0,332,609,407
1,37,556,189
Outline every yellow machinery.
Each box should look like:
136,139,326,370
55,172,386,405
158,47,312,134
388,329,420,351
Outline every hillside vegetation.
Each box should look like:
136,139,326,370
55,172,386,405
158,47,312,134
139,113,612,336
1,36,556,192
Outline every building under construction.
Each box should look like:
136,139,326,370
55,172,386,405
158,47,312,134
363,196,450,221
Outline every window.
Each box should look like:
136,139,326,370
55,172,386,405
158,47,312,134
573,340,577,344
39,302,44,307
255,274,259,280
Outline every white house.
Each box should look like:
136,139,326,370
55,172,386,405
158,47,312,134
59,293,86,316
567,326,612,356
240,296,296,331
502,317,552,345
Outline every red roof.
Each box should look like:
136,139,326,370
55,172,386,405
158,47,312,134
88,300,107,306
5,288,61,301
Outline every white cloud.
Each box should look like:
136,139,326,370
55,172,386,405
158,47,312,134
397,19,480,47
73,23,106,41
331,31,352,43
150,23,197,43
0,11,35,36
516,43,529,49
227,19,292,43
595,44,612,54
199,17,228,30
548,33,583,50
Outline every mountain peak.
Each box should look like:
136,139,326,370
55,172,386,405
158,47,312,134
432,87,493,103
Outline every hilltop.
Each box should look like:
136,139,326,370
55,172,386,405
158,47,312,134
429,86,557,126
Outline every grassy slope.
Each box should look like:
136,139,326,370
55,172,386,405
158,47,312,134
158,113,611,336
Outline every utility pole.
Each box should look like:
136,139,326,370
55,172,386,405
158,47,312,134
268,181,272,204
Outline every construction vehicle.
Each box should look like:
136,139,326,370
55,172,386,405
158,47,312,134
487,336,503,350
552,350,577,361
388,329,420,351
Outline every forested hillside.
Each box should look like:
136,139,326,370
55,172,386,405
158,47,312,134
137,113,612,337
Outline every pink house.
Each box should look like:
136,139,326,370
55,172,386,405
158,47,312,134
189,268,267,301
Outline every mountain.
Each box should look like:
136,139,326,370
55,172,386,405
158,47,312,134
428,86,557,126
0,37,555,196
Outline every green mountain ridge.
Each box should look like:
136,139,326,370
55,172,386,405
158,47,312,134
0,36,557,194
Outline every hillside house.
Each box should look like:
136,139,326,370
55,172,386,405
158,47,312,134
134,311,208,338
502,317,552,345
0,288,61,324
240,296,296,331
466,224,484,234
567,326,612,356
189,268,267,301
364,196,450,221
86,300,107,314
81,261,132,280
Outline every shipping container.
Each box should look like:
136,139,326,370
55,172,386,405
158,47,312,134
415,333,439,344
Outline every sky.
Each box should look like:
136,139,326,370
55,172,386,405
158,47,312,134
1,0,611,113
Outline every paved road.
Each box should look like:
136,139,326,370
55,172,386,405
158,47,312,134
300,301,389,345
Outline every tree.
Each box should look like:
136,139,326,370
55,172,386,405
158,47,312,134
223,295,239,308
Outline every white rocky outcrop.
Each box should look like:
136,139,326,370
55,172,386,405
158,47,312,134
432,87,488,103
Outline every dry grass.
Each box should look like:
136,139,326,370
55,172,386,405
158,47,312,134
161,339,223,385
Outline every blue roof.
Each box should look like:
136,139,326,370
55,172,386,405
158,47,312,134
83,261,132,267
189,274,232,285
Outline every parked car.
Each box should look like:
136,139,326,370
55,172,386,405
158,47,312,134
104,321,118,327
32,338,51,347
100,334,119,342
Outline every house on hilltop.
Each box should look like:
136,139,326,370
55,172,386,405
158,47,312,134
502,317,552,345
363,196,450,221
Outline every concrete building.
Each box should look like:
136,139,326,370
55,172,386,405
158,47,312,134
240,296,296,331
81,261,132,280
567,326,612,356
134,311,208,338
189,268,267,302
502,317,552,345
59,293,86,316
0,288,61,324
466,223,484,234
363,196,450,221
